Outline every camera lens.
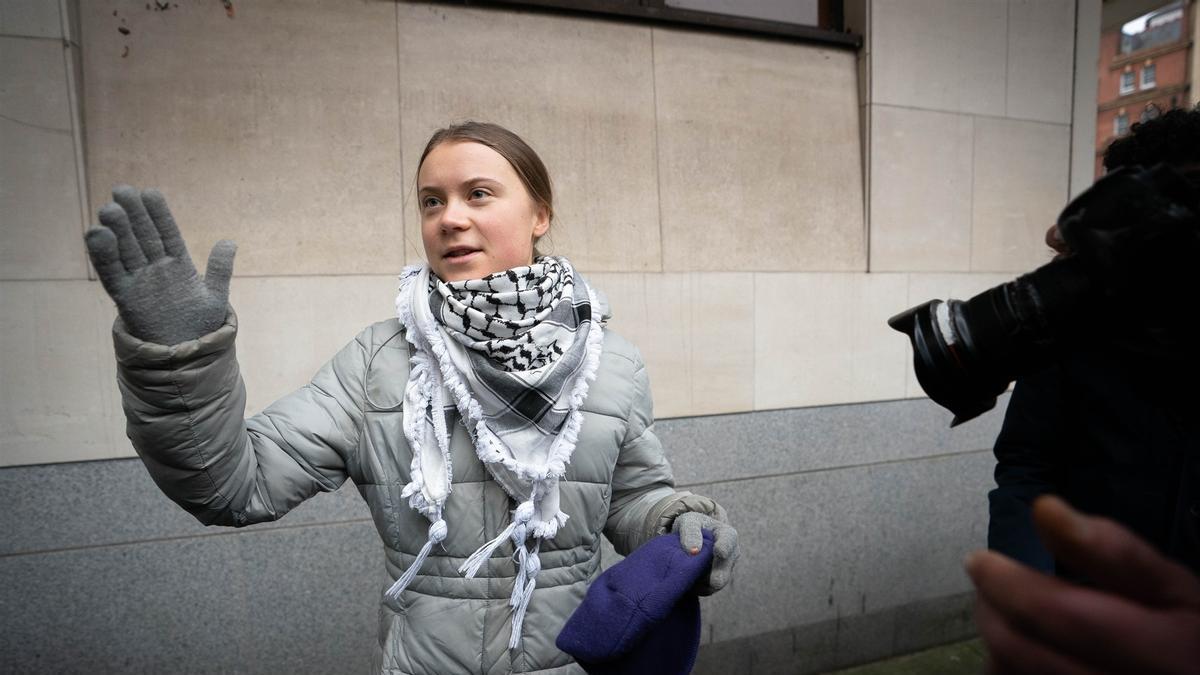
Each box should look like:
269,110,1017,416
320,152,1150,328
889,257,1094,425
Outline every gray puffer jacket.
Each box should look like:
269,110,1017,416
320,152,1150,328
112,308,716,674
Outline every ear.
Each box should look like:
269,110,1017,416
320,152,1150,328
532,204,550,238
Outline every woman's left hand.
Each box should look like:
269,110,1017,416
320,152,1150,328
673,511,739,595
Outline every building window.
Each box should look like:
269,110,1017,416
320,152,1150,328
1120,70,1135,95
1141,63,1156,89
1140,103,1162,122
1120,2,1185,54
1114,113,1130,136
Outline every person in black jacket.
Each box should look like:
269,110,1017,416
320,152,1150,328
987,107,1200,575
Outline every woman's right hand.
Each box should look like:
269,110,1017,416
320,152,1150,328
84,185,237,345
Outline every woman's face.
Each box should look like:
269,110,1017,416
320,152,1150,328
418,141,549,282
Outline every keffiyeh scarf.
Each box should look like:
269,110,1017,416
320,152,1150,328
388,257,605,649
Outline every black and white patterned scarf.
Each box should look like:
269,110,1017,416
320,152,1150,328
388,257,605,650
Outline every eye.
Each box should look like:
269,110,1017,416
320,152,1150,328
469,188,491,200
421,195,443,210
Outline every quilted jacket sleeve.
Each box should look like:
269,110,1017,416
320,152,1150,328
112,309,365,527
603,351,678,555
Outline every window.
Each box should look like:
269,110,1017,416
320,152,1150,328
1114,113,1130,137
484,0,859,46
1140,103,1162,122
1141,63,1156,89
1120,71,1136,95
1120,2,1185,54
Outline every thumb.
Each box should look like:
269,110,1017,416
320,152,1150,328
204,239,238,301
676,514,704,555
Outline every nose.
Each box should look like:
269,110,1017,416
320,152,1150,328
439,198,471,233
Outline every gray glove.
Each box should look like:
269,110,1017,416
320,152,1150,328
673,510,739,596
84,185,236,345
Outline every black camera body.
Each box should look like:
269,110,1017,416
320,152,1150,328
890,164,1200,426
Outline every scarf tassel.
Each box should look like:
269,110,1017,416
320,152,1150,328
459,501,536,579
385,518,447,604
508,542,542,650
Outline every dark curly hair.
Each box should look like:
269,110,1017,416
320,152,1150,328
1103,106,1200,171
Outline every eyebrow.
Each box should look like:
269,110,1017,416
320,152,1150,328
418,176,500,193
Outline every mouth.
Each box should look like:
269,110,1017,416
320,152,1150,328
443,246,481,262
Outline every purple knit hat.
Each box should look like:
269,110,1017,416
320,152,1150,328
556,530,715,674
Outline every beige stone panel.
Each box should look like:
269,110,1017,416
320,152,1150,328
869,106,974,272
754,272,909,410
687,273,755,415
588,273,691,419
653,28,865,272
396,4,661,272
1,37,86,280
1194,5,1200,107
589,272,755,418
0,117,88,279
1,36,71,130
0,281,128,467
870,0,1007,115
1070,0,1101,199
0,0,61,38
971,118,1069,272
1006,0,1075,124
227,275,399,415
902,272,1017,398
81,0,404,277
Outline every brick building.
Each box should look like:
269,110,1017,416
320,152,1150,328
1096,0,1194,176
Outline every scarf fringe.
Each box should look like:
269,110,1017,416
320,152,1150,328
508,541,541,650
394,263,605,650
384,518,447,603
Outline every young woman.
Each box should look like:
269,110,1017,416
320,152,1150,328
85,121,738,674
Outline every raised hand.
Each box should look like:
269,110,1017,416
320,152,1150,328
84,185,236,345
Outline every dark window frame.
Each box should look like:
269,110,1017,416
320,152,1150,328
445,0,862,49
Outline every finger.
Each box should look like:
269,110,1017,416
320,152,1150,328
141,188,192,264
84,226,128,297
111,185,165,261
966,549,1187,672
706,568,728,593
707,553,735,593
98,200,147,271
1032,495,1200,609
973,595,1096,675
1044,224,1067,253
204,239,237,301
711,525,738,563
676,515,703,554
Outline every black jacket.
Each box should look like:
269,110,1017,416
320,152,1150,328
988,347,1200,575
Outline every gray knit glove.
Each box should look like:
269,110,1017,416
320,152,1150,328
673,510,739,596
84,185,236,345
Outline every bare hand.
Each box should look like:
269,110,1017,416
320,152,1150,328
1045,223,1070,258
965,495,1200,674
